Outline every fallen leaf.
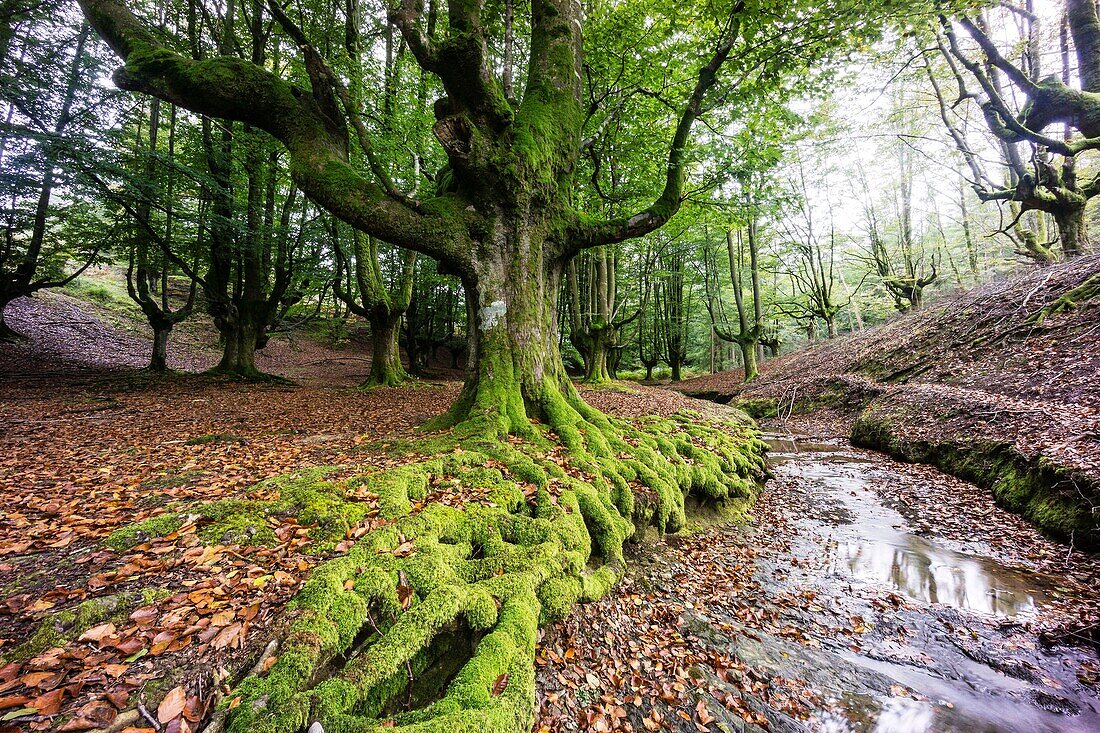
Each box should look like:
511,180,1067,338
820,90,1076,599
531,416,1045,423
157,686,186,723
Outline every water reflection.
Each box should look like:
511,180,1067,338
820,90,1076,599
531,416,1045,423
831,535,1044,617
749,435,1094,733
762,436,1049,618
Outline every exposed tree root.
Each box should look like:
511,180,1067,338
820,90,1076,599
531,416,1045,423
136,398,766,733
1028,273,1100,325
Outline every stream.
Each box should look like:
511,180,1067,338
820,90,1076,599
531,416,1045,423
692,434,1100,733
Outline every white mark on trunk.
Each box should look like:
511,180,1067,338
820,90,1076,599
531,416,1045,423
480,300,507,331
308,723,326,733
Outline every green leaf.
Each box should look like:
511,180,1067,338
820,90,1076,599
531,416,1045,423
1,708,39,721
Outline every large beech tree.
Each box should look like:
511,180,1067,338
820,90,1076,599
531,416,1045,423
933,0,1100,259
79,0,924,434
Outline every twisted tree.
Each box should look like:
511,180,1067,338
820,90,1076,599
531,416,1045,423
72,2,961,731
933,0,1100,259
77,0,915,434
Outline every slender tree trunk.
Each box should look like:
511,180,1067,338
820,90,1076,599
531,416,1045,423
748,217,765,370
366,313,406,387
727,229,759,383
149,324,171,371
959,183,978,277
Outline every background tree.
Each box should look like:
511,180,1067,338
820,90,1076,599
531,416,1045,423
124,99,200,371
0,16,109,340
333,228,416,387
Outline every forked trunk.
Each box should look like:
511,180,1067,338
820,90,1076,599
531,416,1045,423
213,313,263,378
583,329,612,383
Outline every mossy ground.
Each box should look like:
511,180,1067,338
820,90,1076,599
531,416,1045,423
0,589,168,664
100,406,767,733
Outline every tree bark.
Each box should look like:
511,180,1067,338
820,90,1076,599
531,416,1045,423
727,229,758,383
149,324,171,371
1055,204,1088,258
214,312,262,377
367,313,406,387
438,219,577,436
583,328,611,383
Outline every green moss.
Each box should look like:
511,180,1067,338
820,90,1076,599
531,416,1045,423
1,593,141,663
734,397,779,419
186,432,247,445
105,469,381,552
1029,273,1100,324
104,512,186,551
100,397,765,733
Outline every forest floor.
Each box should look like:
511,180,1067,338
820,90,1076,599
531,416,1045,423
1,272,1098,733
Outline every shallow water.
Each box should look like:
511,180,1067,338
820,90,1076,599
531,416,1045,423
728,435,1100,733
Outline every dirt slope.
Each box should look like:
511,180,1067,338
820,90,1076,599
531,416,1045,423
678,255,1100,547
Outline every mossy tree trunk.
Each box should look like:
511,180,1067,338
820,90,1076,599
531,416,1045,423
80,0,741,434
334,228,415,388
437,218,578,434
1054,203,1088,258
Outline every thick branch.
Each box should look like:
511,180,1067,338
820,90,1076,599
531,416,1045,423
568,4,745,252
1068,0,1100,92
78,0,473,268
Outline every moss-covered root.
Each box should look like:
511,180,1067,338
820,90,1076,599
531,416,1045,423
1029,272,1100,324
215,408,766,733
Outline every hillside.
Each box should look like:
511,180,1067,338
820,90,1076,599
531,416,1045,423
679,255,1100,547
